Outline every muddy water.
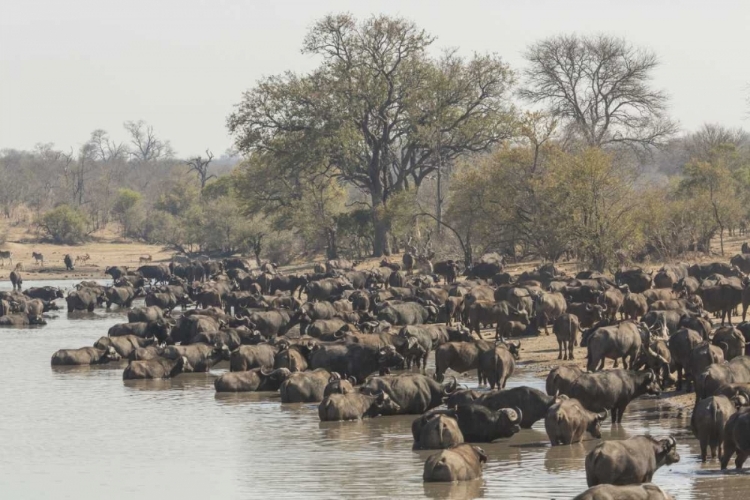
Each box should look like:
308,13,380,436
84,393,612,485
0,279,748,499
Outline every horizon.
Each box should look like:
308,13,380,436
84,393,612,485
1,0,748,158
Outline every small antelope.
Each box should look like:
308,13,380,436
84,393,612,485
32,251,44,266
14,262,24,272
75,253,90,265
139,255,152,264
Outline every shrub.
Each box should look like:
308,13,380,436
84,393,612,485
38,205,88,244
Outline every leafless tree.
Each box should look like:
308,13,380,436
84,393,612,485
123,120,174,161
520,34,677,149
187,149,215,189
89,129,127,161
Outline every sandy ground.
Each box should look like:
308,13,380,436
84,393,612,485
484,330,699,410
0,224,174,281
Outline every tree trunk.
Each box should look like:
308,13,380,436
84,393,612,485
325,228,338,259
371,194,391,257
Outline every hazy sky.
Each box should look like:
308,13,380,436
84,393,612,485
1,0,748,157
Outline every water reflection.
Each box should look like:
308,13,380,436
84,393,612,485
423,478,485,499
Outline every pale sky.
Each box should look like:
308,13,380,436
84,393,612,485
1,0,748,157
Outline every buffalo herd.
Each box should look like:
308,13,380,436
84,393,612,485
7,251,750,497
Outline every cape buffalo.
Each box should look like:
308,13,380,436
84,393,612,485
553,313,580,360
51,346,121,365
474,386,558,429
477,342,519,390
279,369,333,403
359,373,458,414
318,391,399,421
567,369,662,423
214,367,292,392
585,435,679,486
573,484,674,500
412,412,464,450
546,365,585,396
720,407,750,469
423,444,487,482
691,395,739,462
545,398,607,445
122,356,194,380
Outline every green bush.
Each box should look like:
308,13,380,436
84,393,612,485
39,205,88,244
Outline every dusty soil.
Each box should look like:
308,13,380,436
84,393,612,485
0,224,174,281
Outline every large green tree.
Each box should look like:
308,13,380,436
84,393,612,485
228,14,515,256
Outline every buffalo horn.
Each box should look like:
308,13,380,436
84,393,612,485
597,410,608,422
512,407,523,424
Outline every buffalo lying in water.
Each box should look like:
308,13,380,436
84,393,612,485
279,369,332,403
423,444,487,482
123,356,194,380
545,398,606,445
318,391,400,421
51,346,121,365
412,413,464,450
214,368,292,392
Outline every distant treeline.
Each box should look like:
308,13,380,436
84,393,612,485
2,15,750,271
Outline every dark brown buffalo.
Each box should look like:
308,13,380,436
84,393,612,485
566,369,662,423
585,435,679,486
477,342,519,390
553,313,580,360
546,365,584,396
585,321,643,372
720,407,750,469
691,395,738,462
359,373,458,415
309,343,404,383
712,326,746,360
434,339,492,384
668,327,703,391
695,356,750,402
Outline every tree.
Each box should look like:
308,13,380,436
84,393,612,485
89,129,127,161
187,149,215,189
38,205,88,244
228,13,516,256
123,120,174,161
679,146,745,255
520,34,677,148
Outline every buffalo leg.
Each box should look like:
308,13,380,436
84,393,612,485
568,341,574,360
700,437,708,462
721,440,736,469
616,404,627,423
736,452,748,470
558,341,563,360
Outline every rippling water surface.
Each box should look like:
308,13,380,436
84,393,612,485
1,279,748,499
